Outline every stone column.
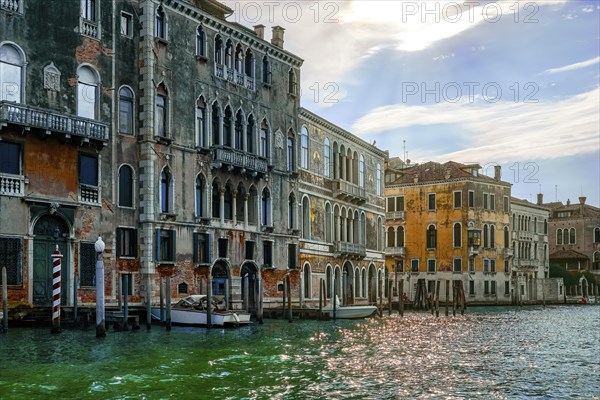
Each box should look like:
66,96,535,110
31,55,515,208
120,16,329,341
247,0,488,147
232,190,238,224
220,188,225,225
244,194,249,229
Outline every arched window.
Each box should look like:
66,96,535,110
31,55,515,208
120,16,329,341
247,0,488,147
245,49,255,78
118,165,133,207
387,227,395,248
248,186,258,224
504,226,509,248
288,69,297,95
196,26,206,57
563,229,569,245
355,268,360,298
155,6,166,39
214,35,223,64
155,84,168,137
287,131,295,172
302,196,311,239
235,44,244,75
0,43,25,103
534,217,538,233
195,175,205,217
595,227,600,243
288,193,295,229
300,126,309,169
211,101,220,145
359,155,365,187
160,168,172,213
397,226,405,247
247,115,255,153
324,138,331,178
225,39,233,69
361,268,366,297
483,224,489,248
223,182,233,220
557,229,563,245
262,56,271,85
453,223,461,247
376,164,382,196
377,217,383,251
77,65,99,119
427,225,437,249
119,87,134,135
325,202,332,242
570,228,576,245
196,96,206,147
261,188,271,226
490,225,496,249
303,264,311,299
326,265,332,298
260,120,269,158
212,180,220,218
223,106,233,147
234,110,243,150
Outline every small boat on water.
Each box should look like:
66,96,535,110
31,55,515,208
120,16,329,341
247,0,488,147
151,295,251,327
324,296,378,319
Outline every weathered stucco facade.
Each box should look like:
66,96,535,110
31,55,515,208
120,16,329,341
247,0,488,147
384,160,513,304
297,109,387,307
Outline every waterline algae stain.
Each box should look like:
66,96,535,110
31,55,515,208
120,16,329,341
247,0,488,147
1,307,598,399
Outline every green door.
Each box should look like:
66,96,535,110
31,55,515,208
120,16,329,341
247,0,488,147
33,240,69,307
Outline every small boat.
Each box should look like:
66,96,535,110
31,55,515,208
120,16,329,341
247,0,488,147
151,295,251,327
324,296,378,319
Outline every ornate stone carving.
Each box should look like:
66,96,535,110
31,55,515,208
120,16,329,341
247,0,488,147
275,129,284,149
43,62,61,91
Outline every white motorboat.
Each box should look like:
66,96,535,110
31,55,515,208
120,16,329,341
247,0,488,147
324,296,378,319
151,295,251,327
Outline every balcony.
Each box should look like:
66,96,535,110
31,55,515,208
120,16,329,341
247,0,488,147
386,211,405,220
385,246,406,257
1,0,22,13
212,147,268,175
469,246,480,257
332,179,366,204
503,248,514,258
0,173,24,197
518,231,534,241
80,18,99,39
214,63,256,91
334,241,366,258
0,101,109,144
79,184,100,205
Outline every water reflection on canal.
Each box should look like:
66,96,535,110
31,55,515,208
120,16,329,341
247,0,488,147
1,306,599,399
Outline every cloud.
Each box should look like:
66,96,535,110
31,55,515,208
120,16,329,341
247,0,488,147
543,56,600,74
352,87,600,164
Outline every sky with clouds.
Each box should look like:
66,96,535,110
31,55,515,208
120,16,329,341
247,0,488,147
223,0,600,206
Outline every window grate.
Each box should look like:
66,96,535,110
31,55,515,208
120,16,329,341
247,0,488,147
0,237,22,285
79,242,96,287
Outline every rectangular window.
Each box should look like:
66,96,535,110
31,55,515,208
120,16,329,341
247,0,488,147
484,281,490,295
453,191,462,208
287,138,294,172
490,194,496,211
116,228,137,257
81,0,96,21
469,258,475,273
79,241,96,287
397,196,405,211
288,244,297,269
0,142,21,175
491,281,497,295
503,196,509,213
483,193,489,210
155,95,166,137
79,154,98,186
468,191,474,208
483,259,489,273
387,197,395,212
120,12,133,37
453,258,462,273
490,259,496,273
193,232,211,264
263,241,273,268
218,237,228,259
245,240,255,260
469,280,475,295
504,281,510,295
411,259,419,273
156,229,175,263
0,237,22,285
427,259,436,273
121,273,133,296
504,259,509,273
428,193,436,211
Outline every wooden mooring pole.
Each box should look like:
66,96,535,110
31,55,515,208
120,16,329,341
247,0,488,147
319,278,324,320
282,278,287,320
159,276,165,325
257,278,264,324
399,279,404,317
146,273,152,330
286,275,292,323
388,280,393,316
2,267,8,332
333,274,337,321
165,275,171,331
123,274,129,331
445,280,449,317
452,281,457,317
207,276,213,329
435,280,440,318
73,271,78,324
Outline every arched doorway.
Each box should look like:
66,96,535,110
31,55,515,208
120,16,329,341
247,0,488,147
343,261,354,305
211,260,230,308
334,266,341,301
368,264,377,304
32,214,70,307
240,262,259,313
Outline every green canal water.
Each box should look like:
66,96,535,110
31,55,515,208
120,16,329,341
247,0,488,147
1,306,599,399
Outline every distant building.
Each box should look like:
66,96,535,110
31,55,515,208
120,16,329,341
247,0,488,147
543,195,600,280
384,160,512,305
510,197,563,303
297,109,387,307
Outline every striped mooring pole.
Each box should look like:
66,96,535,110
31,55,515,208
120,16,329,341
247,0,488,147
51,245,63,334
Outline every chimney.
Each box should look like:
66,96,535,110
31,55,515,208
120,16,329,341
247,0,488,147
494,165,501,181
253,24,265,39
566,199,571,206
413,174,419,183
579,196,586,205
537,193,543,205
271,26,285,48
